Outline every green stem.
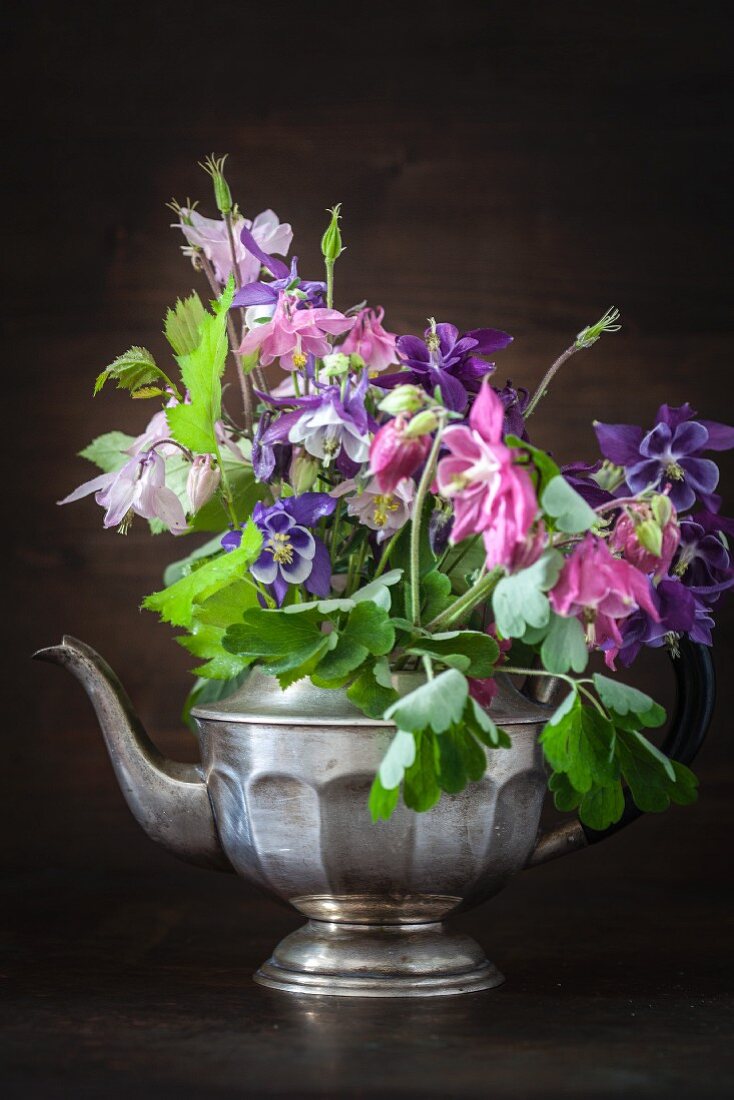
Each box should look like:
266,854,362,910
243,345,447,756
214,442,239,528
426,567,503,631
374,527,403,579
502,665,577,688
325,260,334,309
410,428,444,626
525,343,579,419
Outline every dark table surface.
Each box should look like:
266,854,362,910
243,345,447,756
3,763,733,1099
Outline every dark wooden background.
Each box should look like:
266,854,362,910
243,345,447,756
4,1,734,1096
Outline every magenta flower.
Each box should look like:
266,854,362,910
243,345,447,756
549,535,659,650
369,416,431,493
174,208,293,285
331,476,414,542
610,502,680,579
239,292,354,370
59,451,187,535
340,307,398,374
436,382,541,571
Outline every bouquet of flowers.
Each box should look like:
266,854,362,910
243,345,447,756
61,155,734,830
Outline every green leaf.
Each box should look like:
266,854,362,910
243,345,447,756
369,774,400,822
492,550,564,638
541,476,598,534
549,771,581,812
163,534,224,587
437,725,487,793
378,728,417,789
344,601,396,655
579,782,625,830
506,435,561,494
547,689,578,726
94,346,175,398
312,637,367,685
421,570,454,622
193,580,258,628
615,728,691,812
403,730,441,812
465,697,511,748
444,537,486,595
593,674,659,718
346,660,399,720
177,623,248,680
142,519,262,629
79,431,136,473
540,699,616,793
384,669,468,734
540,613,589,674
166,279,235,454
351,569,404,612
406,630,500,678
165,292,207,356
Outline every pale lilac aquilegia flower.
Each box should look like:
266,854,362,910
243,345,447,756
174,208,293,285
60,451,187,534
436,381,542,572
332,477,414,541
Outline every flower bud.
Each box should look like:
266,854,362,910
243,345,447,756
428,507,454,556
321,204,343,262
200,154,233,215
186,454,221,513
592,459,625,492
370,417,430,493
290,448,320,493
403,409,439,439
377,385,426,416
321,352,351,378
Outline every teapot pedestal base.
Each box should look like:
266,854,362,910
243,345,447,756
254,918,504,998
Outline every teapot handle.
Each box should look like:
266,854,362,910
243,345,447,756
526,638,716,867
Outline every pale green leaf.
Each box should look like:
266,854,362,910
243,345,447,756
79,431,136,473
541,476,598,534
384,669,468,734
378,729,417,789
492,550,564,638
540,613,589,674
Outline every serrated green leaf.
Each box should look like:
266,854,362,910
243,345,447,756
406,630,500,678
384,669,468,734
165,292,207,356
142,519,261,629
492,550,564,638
94,346,175,398
79,431,136,473
593,674,658,717
540,612,589,674
541,476,598,534
166,279,235,454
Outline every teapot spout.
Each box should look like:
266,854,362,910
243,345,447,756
34,636,232,873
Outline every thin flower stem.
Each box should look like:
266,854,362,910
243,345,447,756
198,252,254,436
502,665,577,687
410,428,445,626
525,344,579,419
147,439,194,462
374,527,403,579
213,440,239,528
223,212,243,288
325,260,335,310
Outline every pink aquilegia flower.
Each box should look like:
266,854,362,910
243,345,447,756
436,381,542,572
610,499,680,579
340,307,398,374
239,292,354,370
549,534,660,650
332,476,414,542
369,416,431,493
175,208,293,285
60,451,187,535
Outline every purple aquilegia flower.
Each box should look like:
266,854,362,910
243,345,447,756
377,321,512,413
260,373,373,476
606,577,698,668
674,517,734,600
232,238,326,319
252,411,292,484
222,494,335,606
594,404,734,512
494,381,530,439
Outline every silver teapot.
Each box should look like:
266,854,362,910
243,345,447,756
35,636,713,997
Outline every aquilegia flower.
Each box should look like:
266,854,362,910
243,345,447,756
223,494,335,606
239,291,354,370
174,208,293,285
331,477,414,541
377,321,512,413
605,577,702,669
340,307,398,374
594,404,734,512
549,534,659,651
610,498,680,579
674,517,734,600
436,381,542,572
60,451,188,535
